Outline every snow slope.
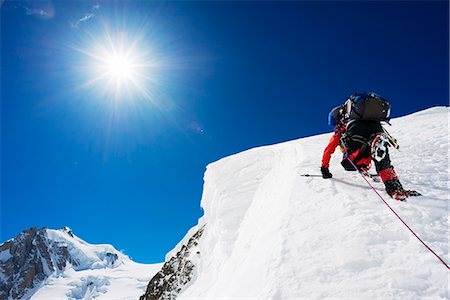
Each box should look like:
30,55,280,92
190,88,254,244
179,107,449,299
28,228,162,300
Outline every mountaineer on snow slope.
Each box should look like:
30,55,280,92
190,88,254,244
321,91,420,201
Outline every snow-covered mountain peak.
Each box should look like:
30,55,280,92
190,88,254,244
0,227,160,300
45,227,127,270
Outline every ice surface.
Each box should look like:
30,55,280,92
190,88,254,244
179,107,449,299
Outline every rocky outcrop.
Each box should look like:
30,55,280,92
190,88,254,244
0,227,73,299
140,225,205,300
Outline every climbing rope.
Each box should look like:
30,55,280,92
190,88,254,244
346,157,449,271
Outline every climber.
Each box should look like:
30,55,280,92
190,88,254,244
321,92,417,201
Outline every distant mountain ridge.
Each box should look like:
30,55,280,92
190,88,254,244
0,227,159,300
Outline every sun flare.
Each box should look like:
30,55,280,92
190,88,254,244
91,38,149,98
74,30,159,102
105,54,134,80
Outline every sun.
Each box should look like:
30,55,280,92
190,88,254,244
74,30,158,102
105,54,134,80
91,36,150,99
94,42,144,88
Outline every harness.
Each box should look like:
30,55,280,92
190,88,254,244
340,133,374,165
340,125,399,166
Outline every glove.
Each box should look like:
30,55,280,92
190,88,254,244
321,167,332,179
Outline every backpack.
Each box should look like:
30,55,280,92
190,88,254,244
343,92,391,122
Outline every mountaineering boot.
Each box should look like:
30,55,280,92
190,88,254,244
390,188,408,201
379,167,407,201
390,189,422,200
385,178,408,201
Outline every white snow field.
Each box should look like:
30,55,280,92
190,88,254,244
30,229,162,300
178,107,449,299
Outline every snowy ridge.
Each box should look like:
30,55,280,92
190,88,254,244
45,227,126,270
177,106,449,299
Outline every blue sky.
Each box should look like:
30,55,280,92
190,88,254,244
1,1,448,263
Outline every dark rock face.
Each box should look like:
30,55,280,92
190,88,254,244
0,227,74,300
105,252,119,266
140,225,205,300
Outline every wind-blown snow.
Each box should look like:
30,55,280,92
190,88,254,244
179,107,449,299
